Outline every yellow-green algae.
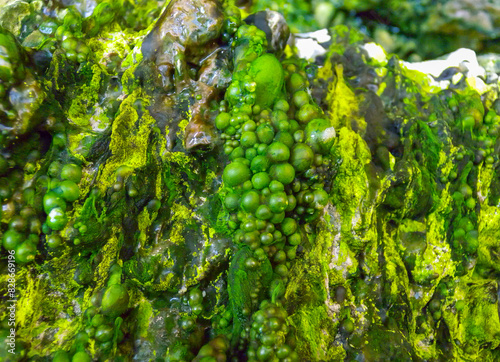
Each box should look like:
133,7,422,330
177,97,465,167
98,90,155,191
322,63,366,133
330,128,372,251
280,22,500,361
285,217,346,361
67,64,104,128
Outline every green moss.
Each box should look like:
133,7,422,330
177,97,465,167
12,265,81,358
228,247,272,339
92,234,123,290
168,202,194,245
289,306,344,360
477,204,500,273
137,208,152,249
445,280,500,358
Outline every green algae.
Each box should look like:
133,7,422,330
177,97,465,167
285,217,345,360
1,2,500,361
330,128,372,251
320,26,500,361
323,63,366,133
228,247,272,341
98,90,154,190
67,64,104,128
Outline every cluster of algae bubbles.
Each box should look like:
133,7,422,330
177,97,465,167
206,21,336,361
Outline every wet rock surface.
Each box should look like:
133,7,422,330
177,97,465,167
140,0,226,150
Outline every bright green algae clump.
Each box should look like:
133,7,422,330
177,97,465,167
0,1,500,362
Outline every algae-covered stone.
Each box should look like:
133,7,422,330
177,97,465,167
244,10,290,54
0,1,31,37
4,1,500,361
8,75,46,135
